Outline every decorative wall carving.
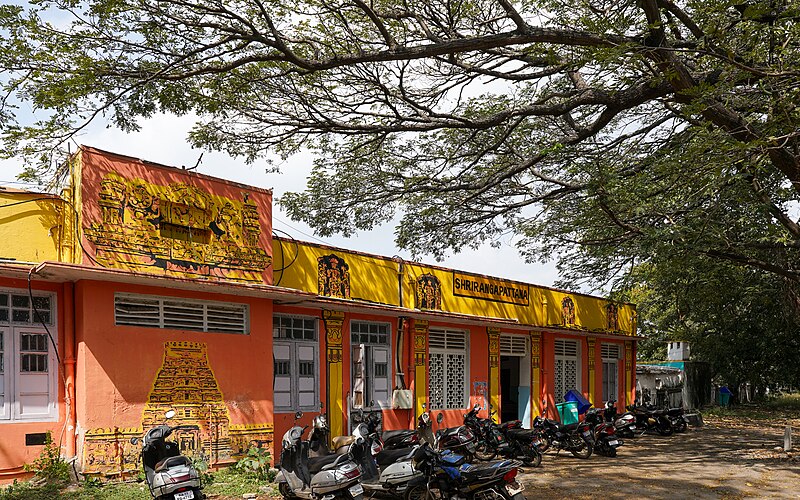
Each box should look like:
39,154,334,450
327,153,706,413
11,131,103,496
561,297,576,325
415,274,442,310
84,173,271,282
317,254,351,299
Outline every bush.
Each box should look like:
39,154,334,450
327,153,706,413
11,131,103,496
23,432,70,486
234,447,273,481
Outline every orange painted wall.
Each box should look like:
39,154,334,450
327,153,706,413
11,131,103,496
74,280,273,468
0,278,66,481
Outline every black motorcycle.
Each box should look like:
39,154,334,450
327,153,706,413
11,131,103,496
463,405,542,467
583,407,623,457
418,411,477,462
666,406,689,433
405,443,527,500
532,414,594,459
626,404,674,436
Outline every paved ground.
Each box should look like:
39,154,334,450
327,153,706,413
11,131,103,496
518,415,800,499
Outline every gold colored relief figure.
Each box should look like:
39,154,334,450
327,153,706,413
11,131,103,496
317,254,351,298
415,274,442,310
561,297,576,325
84,173,271,282
82,342,273,476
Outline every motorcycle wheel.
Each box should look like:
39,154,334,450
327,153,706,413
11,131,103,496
656,419,674,436
521,444,542,467
568,435,592,459
404,484,434,500
475,441,498,461
536,435,551,453
278,482,297,499
672,418,688,433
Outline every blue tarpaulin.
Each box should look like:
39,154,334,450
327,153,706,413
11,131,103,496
564,389,592,414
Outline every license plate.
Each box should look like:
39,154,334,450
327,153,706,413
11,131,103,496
349,483,364,497
174,491,194,500
608,440,619,446
506,480,525,495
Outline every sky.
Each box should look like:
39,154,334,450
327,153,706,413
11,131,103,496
0,113,561,287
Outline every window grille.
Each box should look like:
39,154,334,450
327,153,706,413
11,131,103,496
500,335,527,356
554,339,579,402
428,329,468,409
0,293,53,325
273,316,316,340
115,294,249,334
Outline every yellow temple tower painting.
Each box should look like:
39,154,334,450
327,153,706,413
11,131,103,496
82,341,272,476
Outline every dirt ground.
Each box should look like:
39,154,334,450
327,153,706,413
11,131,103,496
518,415,800,499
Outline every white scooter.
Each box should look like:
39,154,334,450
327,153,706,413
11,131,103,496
277,411,366,500
337,408,422,499
130,410,204,500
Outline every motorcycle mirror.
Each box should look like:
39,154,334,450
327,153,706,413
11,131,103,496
436,413,444,424
295,411,303,420
165,409,176,420
130,437,139,445
421,403,426,409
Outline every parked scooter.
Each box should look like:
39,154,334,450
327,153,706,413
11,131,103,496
344,408,423,499
404,443,526,500
276,411,366,500
130,410,204,500
463,404,542,467
583,407,623,457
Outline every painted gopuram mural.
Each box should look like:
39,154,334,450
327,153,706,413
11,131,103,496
82,342,273,476
83,172,271,282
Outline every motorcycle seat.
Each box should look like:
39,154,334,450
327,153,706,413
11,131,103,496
383,429,415,441
332,435,354,451
439,427,462,437
500,420,522,430
376,447,415,467
154,455,191,473
506,428,536,440
563,423,579,431
307,453,342,474
460,461,514,480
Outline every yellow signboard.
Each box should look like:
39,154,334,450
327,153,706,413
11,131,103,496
452,273,530,306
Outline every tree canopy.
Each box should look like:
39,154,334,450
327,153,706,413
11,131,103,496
1,0,799,290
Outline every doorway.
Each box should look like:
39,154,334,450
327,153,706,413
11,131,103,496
500,356,520,423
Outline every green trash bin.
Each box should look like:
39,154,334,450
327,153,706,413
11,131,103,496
556,401,580,425
718,392,731,407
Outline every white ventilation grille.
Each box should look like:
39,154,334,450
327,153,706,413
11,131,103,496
554,339,578,357
601,343,620,360
500,335,527,356
428,329,467,350
115,294,249,334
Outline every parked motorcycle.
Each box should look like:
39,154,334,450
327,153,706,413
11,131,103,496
130,409,204,500
404,443,526,500
583,407,623,457
532,407,594,459
418,410,477,462
626,403,674,436
276,411,366,500
603,400,637,439
463,404,542,467
666,406,689,433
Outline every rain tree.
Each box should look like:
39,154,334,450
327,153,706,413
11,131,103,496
1,0,799,291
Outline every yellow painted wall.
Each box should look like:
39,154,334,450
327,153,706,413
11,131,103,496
0,191,64,263
274,238,637,335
